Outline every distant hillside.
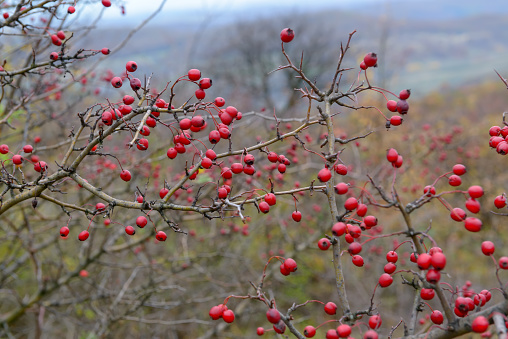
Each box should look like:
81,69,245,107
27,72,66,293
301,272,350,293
79,1,508,100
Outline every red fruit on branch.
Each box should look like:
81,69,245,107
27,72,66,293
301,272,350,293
280,28,294,43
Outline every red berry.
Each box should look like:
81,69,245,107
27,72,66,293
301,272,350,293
384,262,396,274
332,222,347,236
317,167,332,182
266,308,280,324
60,226,70,237
68,6,76,14
452,164,466,175
344,197,358,211
337,324,351,338
393,155,403,168
364,215,378,228
472,316,489,333
287,210,300,223
387,100,397,112
201,157,212,169
390,116,403,126
464,217,482,232
126,61,137,72
360,61,367,70
386,251,398,263
51,34,62,46
364,330,378,339
222,309,235,323
334,164,348,175
450,207,466,221
188,69,201,81
303,325,316,338
209,130,220,144
426,269,441,284
199,78,212,89
159,188,169,199
78,230,89,241
468,185,484,199
155,231,167,241
134,216,147,229
195,88,206,100
215,97,225,107
256,327,264,336
34,161,48,173
221,167,232,179
120,170,131,182
280,28,294,43
489,126,501,136
205,149,217,160
481,241,494,256
430,310,443,324
278,163,286,173
125,225,135,235
465,198,480,214
101,47,110,55
50,52,59,60
0,144,9,154
167,148,177,159
326,329,339,339
448,175,462,187
348,242,362,255
280,263,290,276
273,320,286,334
357,203,368,217
318,238,331,250
123,95,135,105
130,78,141,91
244,153,255,165
417,253,432,270
396,100,409,114
431,252,446,270
494,195,507,208
12,155,23,165
399,89,411,100
264,193,276,206
102,0,111,7
137,138,149,151
386,148,398,162
111,76,122,88
364,52,377,67
209,305,222,320
324,302,337,315
284,258,297,272
334,182,349,195
352,255,364,267
369,315,382,329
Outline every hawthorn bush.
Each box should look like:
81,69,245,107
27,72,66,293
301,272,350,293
1,1,508,338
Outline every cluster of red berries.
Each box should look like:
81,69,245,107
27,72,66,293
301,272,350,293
209,304,235,323
0,143,49,173
279,257,297,276
449,184,484,232
109,60,141,91
386,89,411,127
386,148,403,168
328,215,378,267
359,52,410,127
488,124,508,155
